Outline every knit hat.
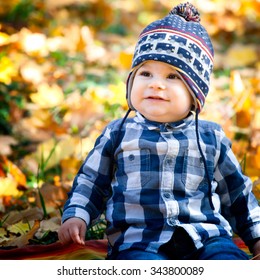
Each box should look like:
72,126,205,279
126,2,214,113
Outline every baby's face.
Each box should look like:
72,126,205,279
130,60,193,123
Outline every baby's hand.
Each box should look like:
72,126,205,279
58,217,87,246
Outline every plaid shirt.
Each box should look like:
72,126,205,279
62,112,260,255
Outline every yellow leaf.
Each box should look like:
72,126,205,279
60,157,81,182
119,50,133,69
253,178,260,201
74,132,100,158
0,32,10,46
141,0,154,9
0,177,22,197
0,156,27,188
246,148,260,177
108,82,128,109
229,71,250,111
4,220,40,248
7,221,33,235
24,109,53,128
21,136,81,174
0,56,17,84
225,44,258,68
30,83,64,109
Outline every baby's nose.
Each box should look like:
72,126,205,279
149,78,166,90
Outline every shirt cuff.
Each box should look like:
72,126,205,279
62,207,91,226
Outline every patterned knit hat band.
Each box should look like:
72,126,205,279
126,2,214,113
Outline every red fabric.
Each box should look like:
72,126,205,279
0,239,107,260
0,237,251,260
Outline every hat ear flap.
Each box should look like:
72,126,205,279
126,71,135,110
126,64,145,110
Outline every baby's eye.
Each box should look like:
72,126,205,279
139,71,151,77
167,73,179,79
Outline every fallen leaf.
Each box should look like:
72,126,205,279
35,183,67,209
3,220,40,248
7,220,34,235
60,157,81,183
118,49,133,69
44,0,90,10
21,136,81,174
0,156,26,198
30,83,64,109
2,207,44,227
0,56,17,84
20,60,45,85
63,91,103,130
0,228,8,244
0,136,18,156
19,28,48,56
225,44,258,68
108,82,129,109
0,177,23,197
35,217,61,239
0,32,10,46
235,107,251,128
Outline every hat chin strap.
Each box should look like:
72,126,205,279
195,109,215,210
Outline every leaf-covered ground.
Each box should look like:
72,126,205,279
0,0,260,249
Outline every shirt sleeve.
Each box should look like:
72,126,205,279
61,124,115,226
215,129,260,245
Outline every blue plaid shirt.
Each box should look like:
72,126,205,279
62,112,260,255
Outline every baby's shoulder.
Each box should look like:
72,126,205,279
198,119,222,132
106,117,135,131
105,118,125,131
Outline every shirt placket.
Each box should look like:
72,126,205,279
161,131,180,227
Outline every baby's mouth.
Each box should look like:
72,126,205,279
146,96,168,101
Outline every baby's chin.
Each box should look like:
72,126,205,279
141,113,183,123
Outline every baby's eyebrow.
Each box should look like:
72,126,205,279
137,67,151,74
169,69,181,76
169,67,178,73
139,65,150,70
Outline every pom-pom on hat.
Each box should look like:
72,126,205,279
126,2,214,113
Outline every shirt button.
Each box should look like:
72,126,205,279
128,154,135,161
163,192,171,199
167,217,176,226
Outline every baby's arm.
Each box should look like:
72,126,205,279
58,217,87,245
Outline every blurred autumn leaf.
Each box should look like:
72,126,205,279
0,0,259,249
0,155,26,197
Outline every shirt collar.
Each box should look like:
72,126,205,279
134,111,194,131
